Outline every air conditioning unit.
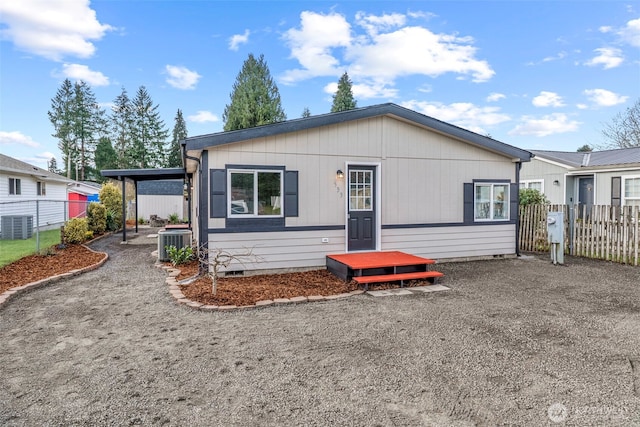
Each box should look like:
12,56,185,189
157,229,192,261
1,215,34,240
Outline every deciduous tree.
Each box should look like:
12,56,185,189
601,98,640,148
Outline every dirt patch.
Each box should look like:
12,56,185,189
0,244,106,294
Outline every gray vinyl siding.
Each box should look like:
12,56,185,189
206,116,515,230
520,158,567,204
592,169,640,205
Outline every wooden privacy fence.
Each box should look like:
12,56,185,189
519,204,640,266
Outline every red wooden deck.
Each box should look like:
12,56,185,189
327,251,435,270
326,251,443,286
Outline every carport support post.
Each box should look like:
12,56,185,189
121,178,127,242
134,180,139,234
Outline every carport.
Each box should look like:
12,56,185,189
100,168,191,242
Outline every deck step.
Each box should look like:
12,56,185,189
353,270,444,285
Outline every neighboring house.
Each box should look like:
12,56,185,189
0,153,73,236
520,148,640,212
136,180,187,221
182,103,533,273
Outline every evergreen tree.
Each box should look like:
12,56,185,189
110,87,134,169
331,72,357,113
223,53,286,131
301,107,311,118
131,86,169,168
94,137,118,182
48,78,76,178
577,144,593,152
167,109,187,168
72,81,106,180
48,157,60,174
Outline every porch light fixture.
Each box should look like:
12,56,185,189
336,169,344,179
553,180,560,186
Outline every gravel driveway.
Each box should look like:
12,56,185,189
1,228,639,426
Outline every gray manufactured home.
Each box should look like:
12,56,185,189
183,103,532,274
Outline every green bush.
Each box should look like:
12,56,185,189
63,218,89,244
99,182,122,230
519,188,549,206
166,245,194,266
87,202,107,234
168,213,180,224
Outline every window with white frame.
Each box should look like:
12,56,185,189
8,178,21,195
623,176,640,207
475,183,509,221
37,181,46,196
520,179,544,193
228,169,283,216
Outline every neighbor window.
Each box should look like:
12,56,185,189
8,178,21,195
520,179,543,193
37,181,46,196
623,176,640,207
475,183,509,221
228,170,282,216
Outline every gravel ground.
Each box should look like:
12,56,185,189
1,228,639,426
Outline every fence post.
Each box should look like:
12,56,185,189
36,200,40,253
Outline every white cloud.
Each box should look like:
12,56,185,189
486,92,506,102
585,47,624,69
55,63,110,86
402,100,510,134
229,29,250,51
187,111,219,123
165,65,201,90
583,89,628,107
0,131,40,148
323,79,398,99
532,91,565,108
0,0,113,61
509,113,580,137
618,18,640,47
542,51,567,62
281,11,494,86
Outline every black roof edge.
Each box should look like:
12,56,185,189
101,168,187,181
184,103,533,162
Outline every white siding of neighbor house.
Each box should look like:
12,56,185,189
206,115,516,230
0,173,70,230
210,224,516,273
519,158,568,204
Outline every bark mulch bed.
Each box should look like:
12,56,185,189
0,244,106,295
173,260,433,307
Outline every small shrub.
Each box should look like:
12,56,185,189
168,213,180,224
38,246,57,257
99,182,122,229
519,188,549,206
166,245,194,266
63,218,89,244
87,202,107,234
138,217,146,224
85,230,94,240
105,209,119,232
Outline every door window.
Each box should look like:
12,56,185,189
349,170,373,211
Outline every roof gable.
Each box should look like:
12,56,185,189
0,153,73,183
530,147,640,169
184,103,532,162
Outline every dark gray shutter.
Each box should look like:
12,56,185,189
611,176,621,206
463,183,473,224
210,169,226,218
284,170,299,217
510,183,518,221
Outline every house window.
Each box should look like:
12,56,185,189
520,179,544,193
228,170,282,216
37,181,46,196
623,176,640,207
8,178,21,195
475,183,509,221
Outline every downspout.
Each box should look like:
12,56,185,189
182,144,200,230
182,144,207,274
515,161,522,256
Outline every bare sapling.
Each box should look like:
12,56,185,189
199,246,262,294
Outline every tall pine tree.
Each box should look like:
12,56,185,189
110,87,134,168
167,109,187,168
72,81,106,180
331,72,357,113
223,53,286,131
94,137,118,182
48,79,76,178
131,86,169,168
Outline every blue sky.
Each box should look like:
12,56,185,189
1,0,639,168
